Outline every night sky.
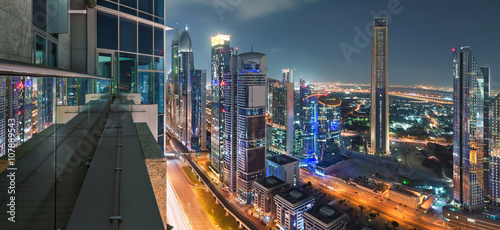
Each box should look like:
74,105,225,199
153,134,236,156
166,0,500,87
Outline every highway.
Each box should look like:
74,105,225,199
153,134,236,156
166,132,262,230
166,156,217,230
167,176,190,230
301,169,444,230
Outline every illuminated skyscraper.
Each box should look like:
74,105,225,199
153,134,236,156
167,28,180,132
211,34,231,177
269,81,294,156
223,50,267,203
192,69,207,150
370,17,390,155
453,46,486,212
282,68,295,84
302,94,342,162
490,93,500,208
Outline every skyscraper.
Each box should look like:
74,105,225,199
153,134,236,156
167,29,180,133
237,51,267,204
489,93,500,208
269,81,294,156
370,17,390,155
302,94,342,162
192,69,207,150
223,50,267,203
211,34,231,177
282,68,295,84
453,46,486,212
223,53,238,192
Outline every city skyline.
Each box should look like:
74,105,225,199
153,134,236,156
167,0,500,87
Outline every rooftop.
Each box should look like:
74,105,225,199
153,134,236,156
316,155,349,168
267,154,299,166
318,94,342,107
277,187,313,205
390,185,422,197
255,176,288,189
304,204,348,225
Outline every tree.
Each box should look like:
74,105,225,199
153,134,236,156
308,181,312,187
391,220,400,228
369,213,376,219
359,205,365,216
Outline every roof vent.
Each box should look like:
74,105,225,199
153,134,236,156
320,206,335,217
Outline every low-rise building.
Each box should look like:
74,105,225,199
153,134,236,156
388,185,424,209
267,154,300,186
303,204,350,230
275,187,315,230
253,176,290,218
315,155,353,176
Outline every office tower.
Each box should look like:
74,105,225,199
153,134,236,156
236,51,267,204
275,187,315,230
266,154,300,186
176,29,207,151
453,47,486,212
267,77,280,119
269,81,295,156
293,87,303,157
316,94,342,161
167,29,180,132
191,69,207,150
211,34,231,177
223,53,238,192
178,29,195,147
283,68,295,84
490,94,500,208
370,17,390,155
253,176,290,218
303,204,350,230
302,93,342,162
302,94,318,161
483,66,491,205
223,51,267,202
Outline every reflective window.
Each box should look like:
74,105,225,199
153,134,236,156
48,41,57,67
120,6,136,16
97,12,118,50
154,57,164,70
120,18,137,52
154,72,164,113
139,0,153,14
139,23,153,54
154,28,164,56
98,53,113,78
154,0,164,18
120,0,136,9
138,72,153,104
35,35,46,65
138,55,153,70
119,53,137,93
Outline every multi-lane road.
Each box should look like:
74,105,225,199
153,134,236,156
301,169,444,230
166,156,217,229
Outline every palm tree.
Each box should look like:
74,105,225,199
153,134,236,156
359,205,365,217
391,220,399,228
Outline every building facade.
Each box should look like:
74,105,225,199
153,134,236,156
275,187,315,230
489,94,500,208
211,34,231,177
236,52,267,204
303,204,350,230
370,17,390,155
223,53,239,192
269,81,295,156
267,154,300,187
453,46,486,212
253,176,290,218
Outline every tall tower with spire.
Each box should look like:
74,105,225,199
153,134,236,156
167,28,180,133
